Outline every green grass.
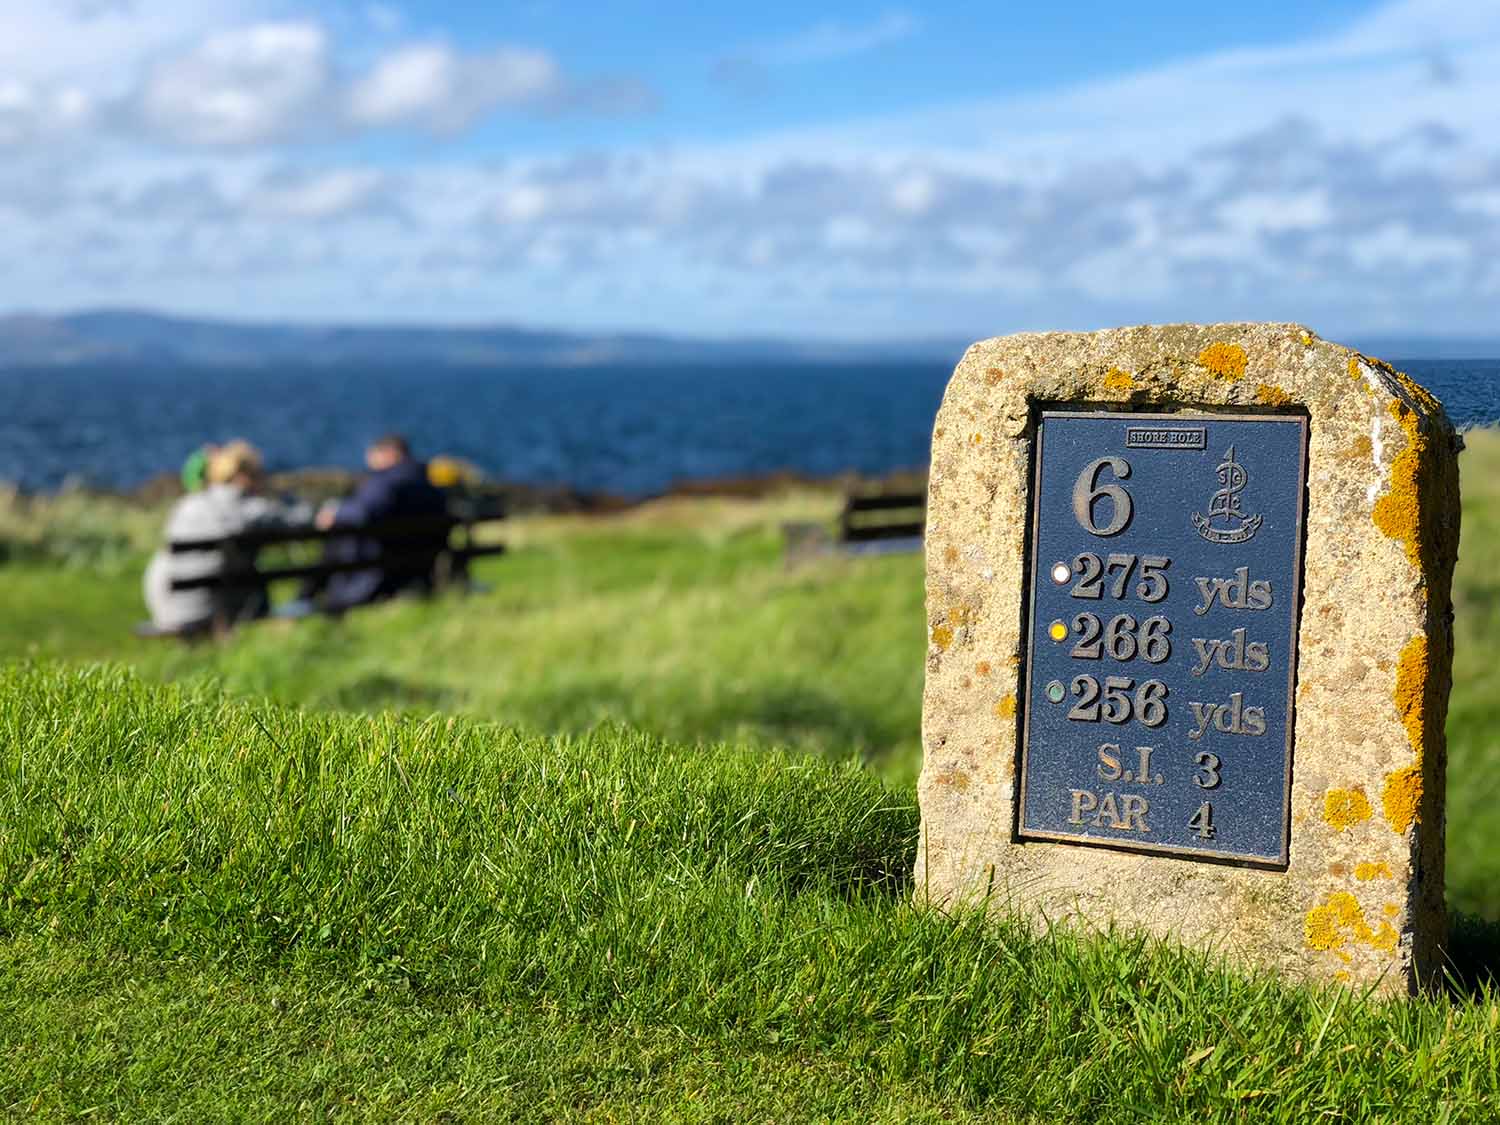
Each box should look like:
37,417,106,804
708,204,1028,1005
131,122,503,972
3,435,1500,1118
3,664,1498,1122
0,492,927,779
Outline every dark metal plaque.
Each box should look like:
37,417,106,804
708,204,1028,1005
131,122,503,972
1017,411,1308,865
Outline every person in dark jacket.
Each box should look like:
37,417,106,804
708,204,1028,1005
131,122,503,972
312,433,449,612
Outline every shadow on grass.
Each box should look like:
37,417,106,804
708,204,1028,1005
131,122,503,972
1444,911,1500,995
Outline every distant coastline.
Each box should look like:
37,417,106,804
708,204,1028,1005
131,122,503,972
3,308,1498,371
0,309,964,370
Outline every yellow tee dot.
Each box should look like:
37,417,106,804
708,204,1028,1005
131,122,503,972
1049,620,1069,642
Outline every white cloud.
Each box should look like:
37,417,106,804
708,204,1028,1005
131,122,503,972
754,11,919,66
346,42,560,131
250,169,389,220
0,80,95,145
0,0,1498,338
0,0,253,89
131,22,330,146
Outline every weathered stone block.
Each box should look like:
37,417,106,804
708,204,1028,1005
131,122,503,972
917,323,1459,993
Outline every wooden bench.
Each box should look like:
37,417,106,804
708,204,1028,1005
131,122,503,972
138,506,506,639
838,491,926,553
782,489,927,564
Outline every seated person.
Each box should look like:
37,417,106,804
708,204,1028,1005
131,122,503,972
313,433,449,612
143,441,312,631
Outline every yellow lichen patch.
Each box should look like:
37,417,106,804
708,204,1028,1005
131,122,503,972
969,432,984,446
1197,342,1247,381
931,625,954,651
1393,633,1428,747
1255,383,1292,406
1323,788,1373,831
1394,369,1444,417
933,768,971,792
1348,434,1372,462
1299,330,1315,346
1354,861,1393,881
995,694,1017,720
1373,404,1428,568
1102,367,1135,393
943,545,959,565
1304,891,1392,954
1347,355,1365,382
1372,390,1459,598
1305,893,1362,950
1383,903,1400,918
1383,763,1423,834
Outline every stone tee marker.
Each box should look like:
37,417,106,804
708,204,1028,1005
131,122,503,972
917,323,1459,993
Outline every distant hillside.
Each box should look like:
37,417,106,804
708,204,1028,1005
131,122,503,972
0,309,960,369
1,310,1489,370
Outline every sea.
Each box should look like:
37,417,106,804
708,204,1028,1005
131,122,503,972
2,359,1498,495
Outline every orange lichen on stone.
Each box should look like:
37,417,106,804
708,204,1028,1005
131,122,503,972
1255,383,1292,406
1323,788,1373,831
1304,891,1397,954
1373,404,1427,567
1102,367,1135,393
1369,922,1399,953
976,661,992,677
1197,342,1247,381
933,768,971,792
1394,368,1444,417
1373,389,1460,597
1348,355,1365,382
1383,763,1423,834
1393,634,1429,751
931,603,975,653
969,432,984,446
943,545,959,564
1354,861,1393,881
986,367,1005,385
1348,435,1372,461
1305,893,1363,950
995,694,1016,720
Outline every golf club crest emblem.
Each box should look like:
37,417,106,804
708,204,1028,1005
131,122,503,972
1192,445,1263,544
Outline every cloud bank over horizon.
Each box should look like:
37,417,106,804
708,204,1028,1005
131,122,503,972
0,0,1496,340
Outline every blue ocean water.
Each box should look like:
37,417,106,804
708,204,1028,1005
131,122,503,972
1,359,1496,494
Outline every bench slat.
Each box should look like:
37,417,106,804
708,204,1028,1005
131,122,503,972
169,543,507,591
168,514,489,553
841,523,924,543
842,493,927,513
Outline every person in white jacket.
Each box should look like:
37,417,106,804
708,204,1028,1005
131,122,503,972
143,441,312,631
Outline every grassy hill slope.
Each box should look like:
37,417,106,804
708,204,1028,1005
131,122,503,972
3,664,1497,1121
2,433,1499,1117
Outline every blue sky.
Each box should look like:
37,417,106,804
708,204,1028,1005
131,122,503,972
1,0,1497,339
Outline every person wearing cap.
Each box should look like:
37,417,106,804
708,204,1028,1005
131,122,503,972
143,440,313,632
181,444,215,492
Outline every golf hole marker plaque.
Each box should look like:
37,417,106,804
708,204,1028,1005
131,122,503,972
916,324,1459,993
1017,411,1308,865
